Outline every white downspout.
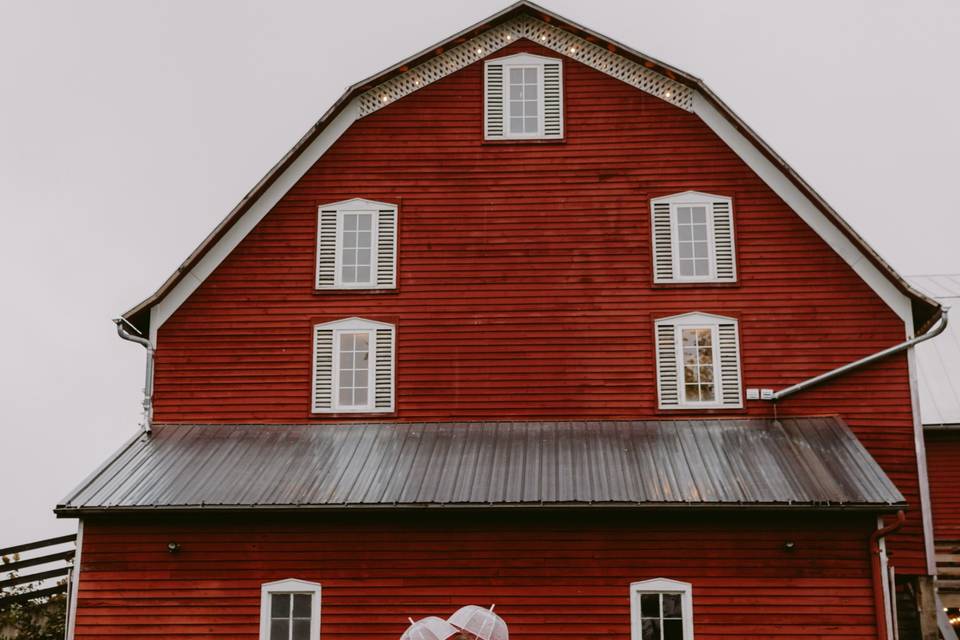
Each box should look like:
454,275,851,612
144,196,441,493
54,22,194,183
113,318,154,434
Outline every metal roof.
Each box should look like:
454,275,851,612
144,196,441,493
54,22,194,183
57,418,903,515
120,0,939,334
910,275,960,428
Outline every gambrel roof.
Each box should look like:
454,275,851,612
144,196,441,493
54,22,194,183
121,0,940,338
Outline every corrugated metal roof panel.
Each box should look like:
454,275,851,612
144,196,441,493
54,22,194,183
910,275,960,427
57,418,904,514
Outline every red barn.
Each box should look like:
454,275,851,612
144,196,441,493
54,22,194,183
57,3,949,639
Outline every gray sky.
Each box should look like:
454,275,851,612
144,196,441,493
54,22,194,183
1,0,958,548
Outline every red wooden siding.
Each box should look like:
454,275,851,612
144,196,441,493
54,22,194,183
926,431,960,539
75,513,881,639
153,41,925,573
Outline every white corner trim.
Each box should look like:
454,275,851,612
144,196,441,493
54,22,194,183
65,520,84,640
151,98,362,334
259,578,322,640
692,92,912,324
629,578,694,640
906,328,938,576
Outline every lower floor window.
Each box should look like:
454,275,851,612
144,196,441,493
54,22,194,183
631,578,693,640
260,579,321,640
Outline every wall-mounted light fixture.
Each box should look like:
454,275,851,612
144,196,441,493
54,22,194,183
167,541,181,554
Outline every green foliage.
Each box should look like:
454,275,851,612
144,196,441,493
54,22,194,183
0,555,67,640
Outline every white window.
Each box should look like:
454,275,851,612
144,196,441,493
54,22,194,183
655,312,742,410
316,198,397,290
630,578,694,640
650,192,736,283
484,53,563,140
312,317,395,413
259,579,321,640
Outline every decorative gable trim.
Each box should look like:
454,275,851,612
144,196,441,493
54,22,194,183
357,15,694,118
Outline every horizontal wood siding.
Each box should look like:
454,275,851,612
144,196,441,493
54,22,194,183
926,431,960,539
153,41,925,573
74,513,880,639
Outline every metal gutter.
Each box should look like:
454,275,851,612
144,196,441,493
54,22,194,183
113,318,154,433
769,308,949,402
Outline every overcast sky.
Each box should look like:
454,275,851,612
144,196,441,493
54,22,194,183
1,0,958,548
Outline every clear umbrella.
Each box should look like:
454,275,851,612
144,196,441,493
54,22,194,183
448,605,508,640
401,616,459,640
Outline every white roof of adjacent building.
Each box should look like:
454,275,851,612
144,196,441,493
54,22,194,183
910,275,960,428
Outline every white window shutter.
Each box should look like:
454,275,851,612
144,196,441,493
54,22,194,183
376,209,397,288
484,62,505,139
542,61,563,138
651,201,674,282
712,199,736,282
316,209,338,288
312,327,334,412
374,327,395,411
655,322,680,408
717,321,743,407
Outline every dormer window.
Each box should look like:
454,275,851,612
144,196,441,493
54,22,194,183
484,53,563,140
650,192,736,284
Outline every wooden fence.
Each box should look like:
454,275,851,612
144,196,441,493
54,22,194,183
0,534,77,607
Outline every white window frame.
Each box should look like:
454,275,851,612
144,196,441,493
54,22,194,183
670,201,716,281
486,53,555,140
650,191,733,284
675,323,722,409
630,578,694,640
315,198,397,291
655,312,740,411
312,317,394,414
259,578,321,640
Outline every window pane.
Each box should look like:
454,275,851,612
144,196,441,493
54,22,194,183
640,593,660,618
677,207,691,223
510,68,523,83
343,214,357,231
510,117,524,133
270,619,290,640
271,593,290,618
339,387,352,406
662,594,682,618
510,85,523,99
358,215,372,231
342,266,356,283
354,387,368,406
684,384,700,402
701,383,715,401
358,233,371,249
524,67,537,82
692,206,707,224
641,619,660,640
524,117,537,132
524,101,537,116
678,243,692,258
692,225,707,241
663,619,683,640
356,266,371,283
292,619,311,640
694,259,710,276
693,242,708,258
293,593,312,617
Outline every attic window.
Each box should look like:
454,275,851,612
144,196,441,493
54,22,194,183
485,53,563,140
312,317,395,414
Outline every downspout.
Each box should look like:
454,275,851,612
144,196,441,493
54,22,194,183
113,318,154,434
766,309,948,402
871,510,905,640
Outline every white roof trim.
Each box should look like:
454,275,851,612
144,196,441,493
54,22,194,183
314,317,394,331
692,93,912,325
651,190,730,204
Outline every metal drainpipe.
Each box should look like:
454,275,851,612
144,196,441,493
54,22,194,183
766,309,949,402
113,318,154,434
870,510,905,640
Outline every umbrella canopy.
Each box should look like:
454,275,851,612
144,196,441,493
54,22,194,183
448,605,508,640
401,616,459,640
